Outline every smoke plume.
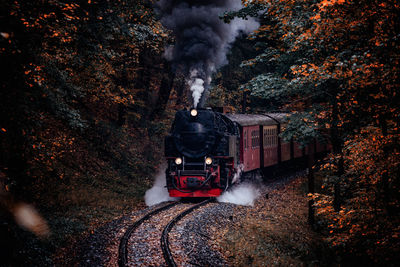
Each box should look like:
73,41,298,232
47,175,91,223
145,164,180,206
155,0,259,107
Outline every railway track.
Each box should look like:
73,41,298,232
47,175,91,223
118,199,214,267
161,198,214,266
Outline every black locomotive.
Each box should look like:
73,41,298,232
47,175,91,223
165,108,239,197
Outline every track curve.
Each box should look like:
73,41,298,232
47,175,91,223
118,202,178,267
118,198,214,266
161,198,214,267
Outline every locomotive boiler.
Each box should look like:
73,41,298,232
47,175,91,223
164,108,240,197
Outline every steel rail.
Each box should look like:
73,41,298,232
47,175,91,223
161,198,215,267
118,201,179,267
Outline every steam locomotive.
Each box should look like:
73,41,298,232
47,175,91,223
165,108,329,197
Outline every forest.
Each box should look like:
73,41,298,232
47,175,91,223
0,0,399,266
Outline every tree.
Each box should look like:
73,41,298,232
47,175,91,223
227,0,400,264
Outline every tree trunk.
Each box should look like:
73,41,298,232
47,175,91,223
150,62,175,120
117,104,126,127
379,115,391,216
330,87,343,212
334,155,343,212
333,182,341,212
242,91,247,113
308,141,315,226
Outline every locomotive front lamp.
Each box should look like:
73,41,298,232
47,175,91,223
175,157,182,165
190,108,198,117
205,157,213,165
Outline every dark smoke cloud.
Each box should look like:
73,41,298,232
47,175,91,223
155,0,259,107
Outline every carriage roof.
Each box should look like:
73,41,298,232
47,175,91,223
224,113,289,126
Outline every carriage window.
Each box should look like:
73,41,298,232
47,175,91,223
252,131,255,148
256,131,258,148
266,127,271,146
250,130,259,149
250,131,252,149
272,128,275,145
254,131,258,148
245,131,249,149
271,129,275,146
252,130,255,149
244,131,247,150
254,131,256,148
257,130,260,148
264,129,267,147
273,129,275,145
269,131,271,147
251,131,253,148
254,131,257,148
257,131,260,147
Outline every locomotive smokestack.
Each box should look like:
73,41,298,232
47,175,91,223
155,0,259,108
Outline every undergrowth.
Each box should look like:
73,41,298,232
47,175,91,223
218,176,332,266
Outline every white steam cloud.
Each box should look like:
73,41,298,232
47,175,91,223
232,163,244,184
217,182,261,206
145,164,180,206
189,69,206,108
189,78,204,108
217,164,260,206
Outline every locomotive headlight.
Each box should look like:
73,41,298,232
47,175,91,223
175,157,182,165
190,108,198,117
205,157,213,165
